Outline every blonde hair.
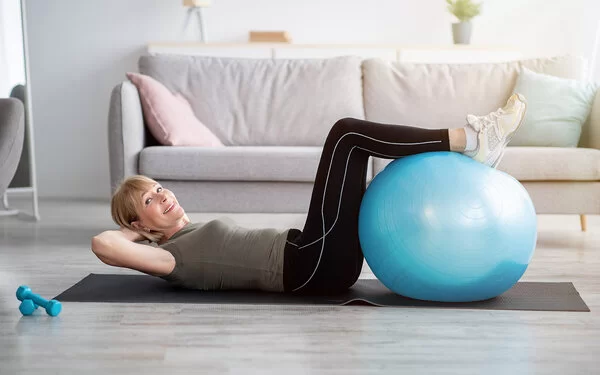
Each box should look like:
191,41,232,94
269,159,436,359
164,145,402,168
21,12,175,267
111,175,164,243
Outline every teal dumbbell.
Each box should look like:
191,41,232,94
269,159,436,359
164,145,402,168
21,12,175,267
16,285,62,317
19,299,38,315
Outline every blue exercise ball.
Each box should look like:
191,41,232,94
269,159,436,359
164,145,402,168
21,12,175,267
358,152,537,302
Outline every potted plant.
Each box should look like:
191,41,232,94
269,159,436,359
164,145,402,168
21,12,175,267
446,0,482,44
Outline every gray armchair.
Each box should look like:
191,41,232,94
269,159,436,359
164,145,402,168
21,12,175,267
0,98,25,200
9,85,30,188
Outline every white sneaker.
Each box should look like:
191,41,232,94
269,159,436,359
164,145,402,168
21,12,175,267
463,93,528,168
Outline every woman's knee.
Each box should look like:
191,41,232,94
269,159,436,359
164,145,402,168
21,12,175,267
328,117,362,141
334,116,366,131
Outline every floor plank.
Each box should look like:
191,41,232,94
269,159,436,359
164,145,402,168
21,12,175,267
1,199,599,374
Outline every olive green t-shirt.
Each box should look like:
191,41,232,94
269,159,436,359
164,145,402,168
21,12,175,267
159,218,290,292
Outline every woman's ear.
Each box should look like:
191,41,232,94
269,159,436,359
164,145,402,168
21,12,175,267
130,221,143,231
132,221,151,232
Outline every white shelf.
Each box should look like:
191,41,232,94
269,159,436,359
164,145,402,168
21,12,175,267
147,42,523,63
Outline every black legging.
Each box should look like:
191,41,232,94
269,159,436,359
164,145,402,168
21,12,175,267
283,117,451,294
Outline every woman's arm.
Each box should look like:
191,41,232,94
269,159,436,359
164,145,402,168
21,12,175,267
91,228,175,276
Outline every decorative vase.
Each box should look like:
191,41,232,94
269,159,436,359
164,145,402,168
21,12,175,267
452,21,473,44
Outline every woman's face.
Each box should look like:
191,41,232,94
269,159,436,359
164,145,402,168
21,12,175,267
133,183,185,231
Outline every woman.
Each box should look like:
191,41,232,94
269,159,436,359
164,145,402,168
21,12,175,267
92,93,527,295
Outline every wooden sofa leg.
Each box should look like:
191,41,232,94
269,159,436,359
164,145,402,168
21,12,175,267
580,214,587,232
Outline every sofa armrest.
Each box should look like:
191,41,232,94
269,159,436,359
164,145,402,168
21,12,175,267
0,98,25,196
580,88,600,149
108,81,146,193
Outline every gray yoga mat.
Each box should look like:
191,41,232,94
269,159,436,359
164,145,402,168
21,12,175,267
54,274,590,312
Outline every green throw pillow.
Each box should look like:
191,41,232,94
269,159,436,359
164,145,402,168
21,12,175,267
510,67,597,147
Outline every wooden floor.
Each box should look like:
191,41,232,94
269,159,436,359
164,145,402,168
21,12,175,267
1,199,599,374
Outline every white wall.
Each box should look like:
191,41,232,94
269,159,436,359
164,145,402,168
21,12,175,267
25,0,600,200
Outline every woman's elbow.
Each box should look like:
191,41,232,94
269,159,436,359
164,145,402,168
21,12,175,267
91,236,115,266
91,235,107,255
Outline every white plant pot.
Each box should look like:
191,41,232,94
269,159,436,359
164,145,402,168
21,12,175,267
452,21,473,44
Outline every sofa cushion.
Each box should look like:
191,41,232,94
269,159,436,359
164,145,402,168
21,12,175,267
140,146,372,182
497,147,600,181
372,147,600,181
138,55,365,147
362,55,587,130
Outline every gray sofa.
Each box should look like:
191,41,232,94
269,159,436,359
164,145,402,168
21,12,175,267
108,54,600,229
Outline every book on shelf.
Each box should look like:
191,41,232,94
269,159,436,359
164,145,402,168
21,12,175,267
249,31,292,43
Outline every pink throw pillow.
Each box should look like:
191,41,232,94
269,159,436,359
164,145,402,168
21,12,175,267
126,72,224,147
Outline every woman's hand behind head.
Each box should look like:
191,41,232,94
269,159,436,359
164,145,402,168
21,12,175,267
120,226,146,242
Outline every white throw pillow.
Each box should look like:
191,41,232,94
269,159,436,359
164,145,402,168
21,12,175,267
510,67,597,147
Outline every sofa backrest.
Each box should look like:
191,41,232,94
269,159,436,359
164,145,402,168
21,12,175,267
138,55,364,146
362,55,589,130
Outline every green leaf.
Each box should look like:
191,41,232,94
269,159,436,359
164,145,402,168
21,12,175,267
446,0,482,22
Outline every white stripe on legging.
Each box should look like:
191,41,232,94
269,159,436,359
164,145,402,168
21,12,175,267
289,130,444,292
